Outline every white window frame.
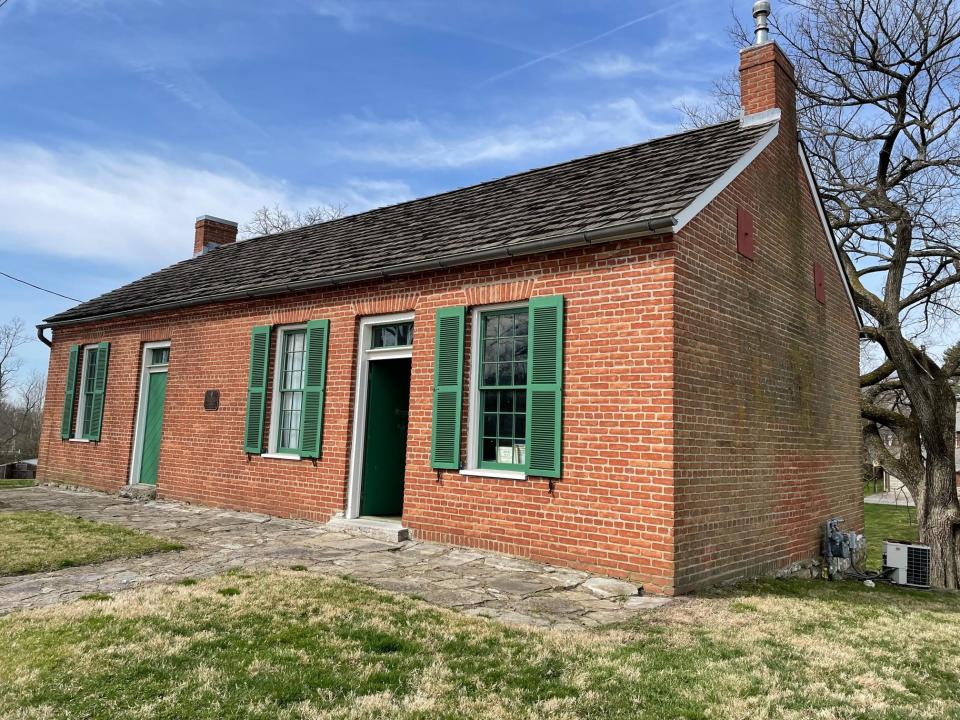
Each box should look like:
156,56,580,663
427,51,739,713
72,343,101,441
265,324,307,457
345,311,414,519
128,341,170,484
463,302,528,481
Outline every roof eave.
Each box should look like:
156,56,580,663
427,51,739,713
39,215,676,330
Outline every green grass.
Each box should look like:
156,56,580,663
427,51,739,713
0,478,35,489
864,503,919,569
1,571,959,719
0,511,182,576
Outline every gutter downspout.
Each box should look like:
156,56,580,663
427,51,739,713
36,326,52,347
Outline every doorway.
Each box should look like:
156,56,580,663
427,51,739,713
129,342,170,486
359,358,411,516
346,313,414,520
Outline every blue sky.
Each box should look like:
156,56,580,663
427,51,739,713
0,0,743,378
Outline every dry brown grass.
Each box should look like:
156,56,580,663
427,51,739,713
1,571,958,719
0,511,181,575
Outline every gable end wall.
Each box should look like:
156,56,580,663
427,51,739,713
672,126,861,592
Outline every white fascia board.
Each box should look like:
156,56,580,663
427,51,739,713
797,142,864,327
673,122,780,233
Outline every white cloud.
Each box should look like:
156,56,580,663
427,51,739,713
0,143,410,270
579,52,659,79
331,98,673,169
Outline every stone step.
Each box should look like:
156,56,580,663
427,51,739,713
119,483,157,501
326,516,410,543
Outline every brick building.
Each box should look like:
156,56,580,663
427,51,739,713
36,30,862,595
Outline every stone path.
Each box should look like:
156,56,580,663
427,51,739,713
0,486,671,628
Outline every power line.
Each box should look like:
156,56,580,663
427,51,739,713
0,271,82,303
0,1,10,10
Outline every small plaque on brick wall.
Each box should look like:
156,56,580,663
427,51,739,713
204,389,220,411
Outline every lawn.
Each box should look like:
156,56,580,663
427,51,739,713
0,571,958,719
0,478,35,489
0,511,182,575
864,503,919,569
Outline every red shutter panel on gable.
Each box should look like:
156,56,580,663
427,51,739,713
736,208,754,259
814,262,826,304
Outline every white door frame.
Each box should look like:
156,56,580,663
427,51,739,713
128,341,171,485
346,312,414,519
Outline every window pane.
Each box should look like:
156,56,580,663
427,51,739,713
483,414,497,436
499,339,514,362
85,349,98,393
279,390,303,450
482,438,497,462
514,337,528,361
501,391,514,412
282,331,306,391
150,348,169,365
514,414,526,439
483,363,496,385
515,313,528,337
484,316,499,339
499,414,513,436
497,362,512,385
483,392,497,412
371,322,414,348
484,339,498,363
514,362,527,385
498,314,514,336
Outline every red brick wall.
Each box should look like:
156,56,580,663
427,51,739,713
671,124,862,591
38,239,679,593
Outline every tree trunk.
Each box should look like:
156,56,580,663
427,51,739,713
920,454,960,588
877,327,960,588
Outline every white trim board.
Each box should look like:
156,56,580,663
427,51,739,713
797,142,864,327
128,340,170,485
673,122,780,233
345,311,415,520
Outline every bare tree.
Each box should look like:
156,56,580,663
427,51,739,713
685,0,960,587
0,319,44,464
241,203,347,239
0,318,28,404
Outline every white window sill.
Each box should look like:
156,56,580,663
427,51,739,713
68,438,90,443
459,468,527,481
261,452,301,461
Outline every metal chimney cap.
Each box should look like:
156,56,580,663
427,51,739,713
753,0,771,44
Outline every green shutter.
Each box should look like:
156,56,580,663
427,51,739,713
243,325,271,454
525,295,563,478
430,306,465,469
60,344,80,440
83,341,110,441
299,319,330,459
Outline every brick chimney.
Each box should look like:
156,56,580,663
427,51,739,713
739,1,796,129
194,215,238,256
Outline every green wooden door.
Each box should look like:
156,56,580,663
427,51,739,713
360,358,411,516
138,371,168,486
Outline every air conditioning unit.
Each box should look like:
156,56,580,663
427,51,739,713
883,541,931,588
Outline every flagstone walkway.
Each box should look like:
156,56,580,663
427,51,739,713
0,486,671,628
